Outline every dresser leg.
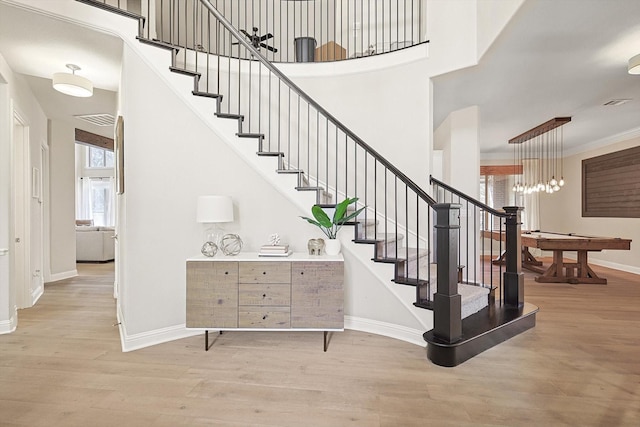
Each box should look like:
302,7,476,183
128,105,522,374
205,330,209,351
324,331,328,352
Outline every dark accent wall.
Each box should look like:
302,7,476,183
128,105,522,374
582,145,640,218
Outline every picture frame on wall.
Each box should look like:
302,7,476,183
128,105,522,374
115,115,124,195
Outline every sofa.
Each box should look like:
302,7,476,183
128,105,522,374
76,223,115,262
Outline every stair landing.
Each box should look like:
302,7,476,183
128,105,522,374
423,302,538,367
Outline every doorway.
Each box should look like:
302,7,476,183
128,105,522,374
11,110,31,309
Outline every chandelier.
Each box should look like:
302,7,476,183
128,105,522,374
509,117,571,195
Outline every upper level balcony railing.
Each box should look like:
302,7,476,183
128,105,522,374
102,0,428,63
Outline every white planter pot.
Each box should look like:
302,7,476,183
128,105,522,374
325,239,341,255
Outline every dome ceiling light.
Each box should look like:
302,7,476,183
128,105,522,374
52,64,93,97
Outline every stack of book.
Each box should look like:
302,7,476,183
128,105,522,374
258,244,291,257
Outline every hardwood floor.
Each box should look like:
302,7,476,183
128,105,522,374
1,261,639,426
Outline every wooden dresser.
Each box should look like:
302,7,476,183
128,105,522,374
186,253,344,350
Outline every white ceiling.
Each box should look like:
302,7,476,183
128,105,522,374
433,0,640,158
2,1,640,154
0,2,121,138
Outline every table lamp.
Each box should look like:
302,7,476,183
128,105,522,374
196,195,234,256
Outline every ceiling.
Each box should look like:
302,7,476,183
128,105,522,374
0,2,121,138
1,0,640,153
433,0,640,158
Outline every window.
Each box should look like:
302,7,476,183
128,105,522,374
76,144,116,227
88,146,115,168
78,178,115,227
480,165,525,230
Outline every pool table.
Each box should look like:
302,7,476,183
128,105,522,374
484,230,632,284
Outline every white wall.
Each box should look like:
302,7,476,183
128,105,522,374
539,137,640,273
48,119,77,280
286,58,431,189
0,51,48,332
434,106,480,198
0,64,11,332
477,0,525,60
118,41,430,347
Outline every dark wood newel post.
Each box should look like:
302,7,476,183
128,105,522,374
503,206,524,307
433,203,462,343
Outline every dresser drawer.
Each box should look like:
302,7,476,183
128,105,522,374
239,283,291,306
239,261,291,284
239,306,291,328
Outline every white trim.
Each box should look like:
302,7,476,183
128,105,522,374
551,253,640,276
0,311,17,335
31,284,43,305
115,313,426,352
121,325,200,353
563,126,640,158
588,259,640,276
48,269,78,283
481,126,640,161
345,315,426,347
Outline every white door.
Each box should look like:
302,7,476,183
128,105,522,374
12,111,31,309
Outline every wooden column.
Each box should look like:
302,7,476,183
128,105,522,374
433,203,462,343
503,206,524,307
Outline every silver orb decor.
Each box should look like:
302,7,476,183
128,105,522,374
201,241,218,257
220,234,243,256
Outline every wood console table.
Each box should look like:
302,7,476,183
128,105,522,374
186,253,344,351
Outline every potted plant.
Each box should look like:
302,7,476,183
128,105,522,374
300,197,365,255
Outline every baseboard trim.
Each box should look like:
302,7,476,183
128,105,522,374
587,259,640,276
113,312,426,352
542,253,640,276
0,310,17,335
48,269,78,283
345,315,426,347
117,305,200,352
31,285,44,305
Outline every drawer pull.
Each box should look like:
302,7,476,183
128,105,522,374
262,315,267,320
300,272,304,275
262,293,266,298
262,271,266,275
225,272,228,275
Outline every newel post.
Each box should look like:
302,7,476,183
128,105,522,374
433,203,462,343
503,206,524,307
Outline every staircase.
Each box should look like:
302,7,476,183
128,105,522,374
75,0,537,366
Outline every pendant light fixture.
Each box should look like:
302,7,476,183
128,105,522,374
52,64,93,97
509,117,571,195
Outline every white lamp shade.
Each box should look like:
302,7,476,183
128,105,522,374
52,72,93,97
629,53,640,75
196,196,234,223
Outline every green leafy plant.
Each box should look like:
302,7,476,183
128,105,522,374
300,197,366,239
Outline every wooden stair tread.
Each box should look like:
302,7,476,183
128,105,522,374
192,91,222,99
169,66,200,77
216,113,244,120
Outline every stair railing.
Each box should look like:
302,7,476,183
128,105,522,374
430,175,525,304
76,0,509,311
82,1,428,62
201,0,437,301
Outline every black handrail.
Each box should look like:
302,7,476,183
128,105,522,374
430,175,506,217
201,0,436,207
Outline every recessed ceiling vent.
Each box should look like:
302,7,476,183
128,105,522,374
74,113,115,127
603,99,631,107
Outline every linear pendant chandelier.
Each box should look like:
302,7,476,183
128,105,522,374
509,117,571,195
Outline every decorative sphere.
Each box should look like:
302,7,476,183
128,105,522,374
201,241,218,257
220,234,243,256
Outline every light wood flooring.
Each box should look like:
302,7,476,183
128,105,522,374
1,261,639,426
